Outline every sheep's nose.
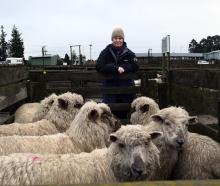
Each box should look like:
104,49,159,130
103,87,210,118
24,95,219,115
131,156,145,176
132,168,143,176
176,139,185,147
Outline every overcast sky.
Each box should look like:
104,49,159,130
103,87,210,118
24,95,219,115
1,0,220,59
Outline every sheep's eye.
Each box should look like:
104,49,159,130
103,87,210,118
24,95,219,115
118,143,125,148
74,103,82,109
164,121,170,126
144,141,149,146
102,112,111,117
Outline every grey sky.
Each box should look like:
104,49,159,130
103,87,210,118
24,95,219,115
1,0,220,59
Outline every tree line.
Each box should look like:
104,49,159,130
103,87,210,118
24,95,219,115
0,25,24,61
189,35,220,53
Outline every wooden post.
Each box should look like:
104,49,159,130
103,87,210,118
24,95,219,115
166,52,171,105
218,101,220,142
162,53,166,81
158,82,168,109
166,52,170,72
141,72,148,96
39,70,47,100
26,79,31,102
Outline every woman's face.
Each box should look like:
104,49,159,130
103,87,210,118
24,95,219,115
112,37,124,48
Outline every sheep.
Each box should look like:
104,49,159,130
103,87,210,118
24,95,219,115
171,130,220,179
14,93,57,123
32,93,58,122
145,106,193,180
0,92,83,137
14,103,41,123
0,101,120,155
43,91,84,132
130,96,160,125
0,125,161,185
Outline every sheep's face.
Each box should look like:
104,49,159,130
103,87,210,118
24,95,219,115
41,93,57,107
71,101,120,149
130,97,159,125
151,107,189,149
41,93,57,109
98,103,121,133
109,125,161,182
46,92,84,132
32,93,58,122
57,93,83,113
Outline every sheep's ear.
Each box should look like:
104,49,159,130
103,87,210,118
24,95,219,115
140,104,149,113
110,134,118,142
58,98,68,110
188,116,198,125
88,109,99,121
149,131,162,140
151,114,164,123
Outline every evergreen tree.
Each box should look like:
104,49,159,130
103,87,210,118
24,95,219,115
0,25,8,61
9,25,24,57
64,53,70,65
189,35,220,53
188,39,201,53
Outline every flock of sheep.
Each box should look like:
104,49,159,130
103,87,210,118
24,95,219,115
0,92,219,185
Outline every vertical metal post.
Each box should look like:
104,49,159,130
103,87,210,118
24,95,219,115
70,45,73,66
89,44,92,60
78,45,83,65
42,46,45,67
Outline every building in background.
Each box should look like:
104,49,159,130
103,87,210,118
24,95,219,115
204,50,220,60
28,55,61,65
135,52,204,63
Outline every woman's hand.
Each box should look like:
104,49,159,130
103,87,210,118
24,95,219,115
118,67,125,74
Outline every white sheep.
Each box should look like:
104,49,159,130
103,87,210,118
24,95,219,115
44,91,84,132
172,129,220,179
0,92,83,136
0,125,161,185
145,106,192,180
32,93,58,122
14,103,41,123
130,96,160,125
14,93,57,123
0,101,120,155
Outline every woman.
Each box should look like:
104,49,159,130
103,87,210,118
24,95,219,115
96,27,138,119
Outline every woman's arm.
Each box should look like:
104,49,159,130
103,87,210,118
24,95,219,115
96,51,118,74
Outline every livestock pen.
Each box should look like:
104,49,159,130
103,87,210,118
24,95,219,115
0,63,219,141
0,62,219,185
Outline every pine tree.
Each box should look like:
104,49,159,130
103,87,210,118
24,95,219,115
9,25,24,57
0,25,8,61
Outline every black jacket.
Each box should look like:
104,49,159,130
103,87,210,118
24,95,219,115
96,43,138,75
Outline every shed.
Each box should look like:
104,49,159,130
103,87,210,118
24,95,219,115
29,55,60,65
